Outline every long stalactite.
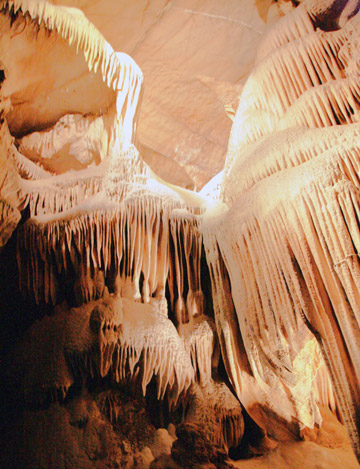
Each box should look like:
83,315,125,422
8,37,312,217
1,0,360,467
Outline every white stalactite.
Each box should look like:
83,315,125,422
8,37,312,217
3,0,360,462
202,1,360,460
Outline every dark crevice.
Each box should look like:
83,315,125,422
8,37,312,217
310,0,360,31
228,407,266,460
0,69,5,89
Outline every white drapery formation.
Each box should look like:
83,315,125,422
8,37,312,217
203,0,360,459
2,0,360,462
0,0,143,246
1,0,210,409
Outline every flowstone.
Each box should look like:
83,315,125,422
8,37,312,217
0,1,360,468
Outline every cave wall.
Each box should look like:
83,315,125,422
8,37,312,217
0,1,360,468
49,0,290,189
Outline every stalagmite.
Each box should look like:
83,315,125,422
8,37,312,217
184,379,244,452
180,315,215,386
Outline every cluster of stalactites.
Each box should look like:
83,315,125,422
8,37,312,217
17,179,209,404
17,114,116,218
12,296,195,408
255,1,316,63
18,193,204,318
203,218,339,438
22,141,153,220
0,0,221,446
25,174,103,218
223,123,360,205
13,144,53,181
207,3,360,455
1,0,143,93
224,3,360,178
0,2,144,150
0,0,144,257
1,0,143,164
255,0,360,64
66,301,195,404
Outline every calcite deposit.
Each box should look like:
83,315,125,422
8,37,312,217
0,0,360,468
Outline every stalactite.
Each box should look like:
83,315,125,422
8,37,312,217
180,316,215,386
17,173,203,308
98,391,121,424
223,122,360,205
314,359,337,414
210,145,360,454
12,144,53,180
255,2,316,63
225,9,360,173
24,172,104,217
279,77,360,130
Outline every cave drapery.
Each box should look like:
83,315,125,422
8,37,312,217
0,0,360,467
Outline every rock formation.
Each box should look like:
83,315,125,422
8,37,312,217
0,0,360,468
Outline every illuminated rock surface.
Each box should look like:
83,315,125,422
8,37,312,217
49,0,270,189
0,0,360,468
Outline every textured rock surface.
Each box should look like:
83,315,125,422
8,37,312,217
1,0,360,468
49,0,282,189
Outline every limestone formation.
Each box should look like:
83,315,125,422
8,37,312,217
0,0,360,468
